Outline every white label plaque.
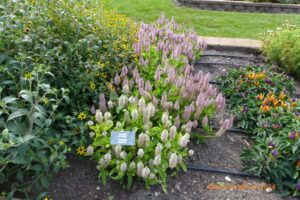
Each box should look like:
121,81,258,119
110,131,135,146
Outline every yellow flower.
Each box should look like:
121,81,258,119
24,72,32,79
89,82,96,90
76,146,86,156
107,83,115,91
77,112,87,121
24,27,30,33
101,72,107,79
247,72,256,80
43,97,49,105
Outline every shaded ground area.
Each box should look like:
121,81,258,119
48,133,296,200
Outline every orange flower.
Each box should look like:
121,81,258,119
279,93,286,100
253,81,260,87
238,80,243,85
291,102,297,107
260,105,271,112
280,101,287,107
257,94,264,100
296,161,300,167
267,95,276,103
263,98,269,105
273,100,279,109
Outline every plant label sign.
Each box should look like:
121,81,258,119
110,131,135,146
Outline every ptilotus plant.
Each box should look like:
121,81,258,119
87,15,233,192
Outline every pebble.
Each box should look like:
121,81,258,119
175,184,181,192
265,187,273,193
225,176,232,182
155,192,159,196
96,186,100,190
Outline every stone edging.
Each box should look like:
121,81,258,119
176,0,300,13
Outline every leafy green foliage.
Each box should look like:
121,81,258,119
0,0,137,198
262,23,300,78
219,66,300,196
218,66,294,130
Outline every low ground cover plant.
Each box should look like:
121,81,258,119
218,66,294,130
87,15,233,191
262,23,300,78
219,66,300,196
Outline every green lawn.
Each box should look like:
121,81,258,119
104,0,300,39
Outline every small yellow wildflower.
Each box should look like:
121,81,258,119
24,72,32,79
101,72,107,79
43,97,49,105
89,82,96,90
107,83,115,91
24,27,30,33
77,112,87,121
76,146,86,156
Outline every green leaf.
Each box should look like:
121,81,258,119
11,156,27,164
36,192,48,200
2,97,17,104
7,110,27,121
40,176,50,188
45,119,52,127
16,171,23,182
179,161,187,172
127,175,132,190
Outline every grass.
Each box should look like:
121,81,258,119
104,0,300,39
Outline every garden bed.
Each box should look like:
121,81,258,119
46,134,296,200
44,47,299,200
176,0,300,13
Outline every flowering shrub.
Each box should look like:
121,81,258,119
262,23,300,78
218,66,294,130
0,64,69,196
88,15,233,191
0,0,136,198
218,66,300,196
1,0,137,148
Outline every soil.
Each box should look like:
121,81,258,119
45,47,300,200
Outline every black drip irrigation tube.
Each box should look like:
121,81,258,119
195,61,236,66
186,165,260,178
